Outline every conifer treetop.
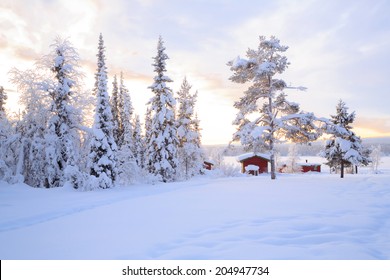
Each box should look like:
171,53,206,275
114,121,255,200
151,36,173,85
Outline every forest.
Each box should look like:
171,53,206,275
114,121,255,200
0,35,381,190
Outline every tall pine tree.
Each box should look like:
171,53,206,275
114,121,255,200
89,34,117,189
146,36,178,182
228,36,320,179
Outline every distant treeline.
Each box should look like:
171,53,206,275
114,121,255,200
204,137,390,157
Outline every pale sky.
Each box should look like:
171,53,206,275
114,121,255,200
1,0,390,144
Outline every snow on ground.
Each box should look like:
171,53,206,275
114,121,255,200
0,158,390,260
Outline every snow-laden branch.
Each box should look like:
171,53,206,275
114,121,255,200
285,86,307,91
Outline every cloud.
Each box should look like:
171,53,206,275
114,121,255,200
355,116,390,136
13,46,40,62
0,34,8,50
223,0,390,118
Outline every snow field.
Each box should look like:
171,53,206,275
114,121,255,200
1,158,390,260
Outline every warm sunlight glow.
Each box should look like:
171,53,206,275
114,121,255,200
354,126,390,139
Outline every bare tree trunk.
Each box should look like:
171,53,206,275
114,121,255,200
185,157,189,180
268,109,276,179
270,153,276,179
340,161,344,178
268,76,276,180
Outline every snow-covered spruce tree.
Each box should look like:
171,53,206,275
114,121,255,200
228,36,320,179
41,37,83,188
0,86,13,181
0,86,6,113
193,113,203,159
321,100,370,178
176,77,203,179
0,86,6,129
192,113,204,174
350,134,371,174
117,72,133,147
146,36,178,182
132,114,145,169
116,76,137,184
89,34,117,189
144,106,152,148
110,74,120,144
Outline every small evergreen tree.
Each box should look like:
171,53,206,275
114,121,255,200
132,114,145,169
193,113,203,159
89,34,117,189
176,77,203,179
0,86,12,181
321,100,370,178
116,80,137,184
117,72,133,147
146,36,178,182
228,36,320,179
110,75,120,144
0,86,7,113
144,105,152,149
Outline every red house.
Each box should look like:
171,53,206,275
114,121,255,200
278,162,321,173
237,152,270,175
203,160,215,170
300,163,321,173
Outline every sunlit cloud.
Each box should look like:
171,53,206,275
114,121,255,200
13,46,40,62
0,34,8,49
355,117,390,137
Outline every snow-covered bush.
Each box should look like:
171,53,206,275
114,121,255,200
205,162,242,178
370,145,382,174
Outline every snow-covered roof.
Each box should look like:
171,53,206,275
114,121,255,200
237,152,271,162
204,159,215,165
299,163,321,166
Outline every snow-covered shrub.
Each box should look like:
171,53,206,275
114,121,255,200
116,158,138,186
207,162,242,178
370,145,382,174
283,144,301,173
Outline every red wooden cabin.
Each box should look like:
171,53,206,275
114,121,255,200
300,163,321,173
278,163,321,173
237,152,270,175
